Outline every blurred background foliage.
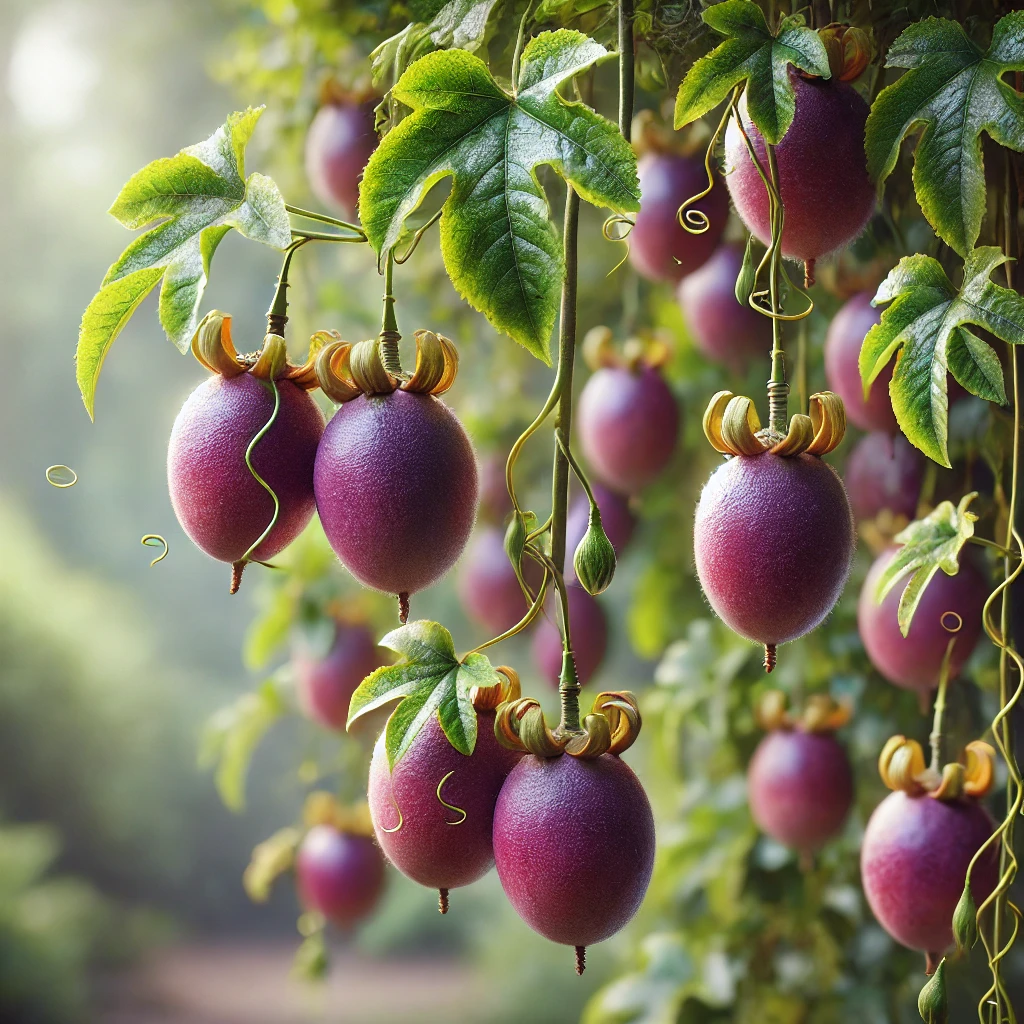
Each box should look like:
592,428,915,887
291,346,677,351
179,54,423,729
1,0,1022,1021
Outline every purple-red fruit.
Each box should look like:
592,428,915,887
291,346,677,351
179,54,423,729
577,365,679,495
305,101,377,217
858,547,988,692
677,244,771,368
748,729,853,855
493,754,655,948
368,713,521,893
292,622,383,731
295,824,386,927
168,375,325,566
314,390,478,601
628,152,728,282
478,454,512,524
861,791,997,957
844,432,924,522
694,453,855,648
457,526,531,635
725,74,874,264
824,292,895,433
533,586,608,688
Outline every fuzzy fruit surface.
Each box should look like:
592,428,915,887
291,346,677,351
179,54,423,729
565,482,637,578
292,622,383,731
577,366,679,495
457,526,535,635
724,75,874,263
677,244,771,368
858,547,988,692
493,753,655,946
628,152,728,282
748,729,853,854
368,712,520,890
861,791,997,955
844,432,924,522
167,374,325,564
694,453,855,647
305,101,377,217
295,825,386,927
824,292,894,433
315,390,478,597
533,585,608,688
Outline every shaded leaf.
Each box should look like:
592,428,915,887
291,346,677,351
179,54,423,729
874,493,978,636
674,1,830,144
347,620,499,768
865,13,1024,255
360,30,639,361
860,248,1022,466
77,108,290,417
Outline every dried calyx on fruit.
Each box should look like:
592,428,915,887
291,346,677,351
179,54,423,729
168,311,327,593
755,689,852,733
814,24,872,83
877,735,995,803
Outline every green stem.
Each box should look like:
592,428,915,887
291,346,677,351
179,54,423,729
765,142,787,435
266,239,308,336
556,429,596,508
796,316,808,416
970,536,1018,559
617,0,634,141
290,228,365,243
553,187,581,734
285,204,365,235
511,2,533,87
929,667,950,775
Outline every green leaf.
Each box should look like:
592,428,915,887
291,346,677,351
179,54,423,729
427,0,499,49
199,678,287,812
874,493,978,636
359,30,640,361
859,248,1022,466
865,13,1024,256
674,2,830,144
347,620,500,768
76,108,290,417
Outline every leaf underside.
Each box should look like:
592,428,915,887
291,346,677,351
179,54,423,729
674,1,831,145
76,108,291,417
359,30,640,362
347,620,500,769
859,247,1024,466
865,12,1024,256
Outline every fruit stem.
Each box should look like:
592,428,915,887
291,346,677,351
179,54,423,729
552,186,582,734
378,252,405,379
574,945,586,975
285,204,365,236
438,888,449,915
266,239,309,337
764,142,788,436
928,666,950,776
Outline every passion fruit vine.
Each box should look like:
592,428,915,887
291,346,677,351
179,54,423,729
695,389,855,670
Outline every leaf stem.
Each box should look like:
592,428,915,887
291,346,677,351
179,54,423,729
290,228,367,243
285,205,365,235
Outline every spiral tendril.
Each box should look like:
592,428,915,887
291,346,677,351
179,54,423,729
238,380,282,572
45,465,78,488
140,534,168,567
677,98,733,237
393,209,442,265
380,786,404,834
435,771,467,825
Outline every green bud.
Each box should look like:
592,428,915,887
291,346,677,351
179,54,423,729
952,879,978,953
573,508,616,596
504,509,536,587
735,233,757,306
918,959,948,1024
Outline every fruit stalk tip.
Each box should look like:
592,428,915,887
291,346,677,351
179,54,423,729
230,560,246,595
804,259,815,289
574,946,586,976
398,592,410,624
438,888,449,915
763,644,777,673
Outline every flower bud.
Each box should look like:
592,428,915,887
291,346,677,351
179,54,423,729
917,959,948,1024
952,880,978,953
735,234,757,306
504,510,529,577
573,508,616,596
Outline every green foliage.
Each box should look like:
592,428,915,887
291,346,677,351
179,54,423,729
873,493,979,636
860,248,1024,466
865,12,1024,257
76,108,289,417
359,29,640,360
347,620,499,767
674,1,830,144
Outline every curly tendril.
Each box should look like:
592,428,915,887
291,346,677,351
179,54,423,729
435,771,467,826
140,534,168,566
677,96,734,236
380,786,404,834
393,208,442,265
45,465,78,488
601,213,634,276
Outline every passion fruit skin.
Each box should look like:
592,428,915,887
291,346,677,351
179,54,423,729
314,390,478,597
457,526,532,635
292,622,383,732
167,374,325,564
577,366,679,495
724,74,875,263
824,292,895,433
748,729,854,854
493,753,656,947
368,712,521,890
628,152,728,282
694,453,856,647
861,791,998,955
858,547,988,692
295,824,386,927
532,585,608,688
305,101,377,217
844,432,924,522
677,244,772,369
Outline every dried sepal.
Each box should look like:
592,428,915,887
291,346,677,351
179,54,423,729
963,740,996,797
593,691,642,755
250,332,289,381
770,413,814,456
805,391,846,455
565,713,613,757
303,790,343,828
819,24,872,82
243,826,302,903
471,664,522,711
930,761,967,801
191,310,246,377
282,330,336,390
703,391,768,456
755,689,790,731
494,698,566,757
583,325,617,370
348,337,398,395
878,735,928,794
403,330,459,395
879,735,994,801
800,694,853,733
315,339,363,403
